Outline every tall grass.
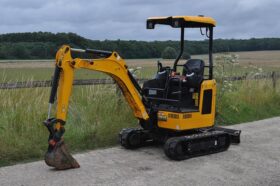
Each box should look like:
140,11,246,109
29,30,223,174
214,53,280,125
0,82,135,166
0,55,280,166
216,79,280,125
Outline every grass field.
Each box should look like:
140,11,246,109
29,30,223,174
1,50,280,82
0,50,280,166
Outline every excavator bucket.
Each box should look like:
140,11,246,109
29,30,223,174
45,140,80,170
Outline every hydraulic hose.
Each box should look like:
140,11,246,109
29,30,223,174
49,65,61,104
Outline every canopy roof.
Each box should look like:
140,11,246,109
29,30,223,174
147,16,216,29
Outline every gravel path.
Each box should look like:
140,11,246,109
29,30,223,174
0,117,279,186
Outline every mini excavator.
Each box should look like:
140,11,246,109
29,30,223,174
43,16,241,170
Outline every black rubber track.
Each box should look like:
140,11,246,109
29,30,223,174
164,131,231,160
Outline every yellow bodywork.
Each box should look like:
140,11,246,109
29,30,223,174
54,45,216,132
147,15,216,27
54,45,149,130
157,80,216,130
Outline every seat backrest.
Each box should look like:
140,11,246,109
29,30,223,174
182,59,205,88
182,59,204,76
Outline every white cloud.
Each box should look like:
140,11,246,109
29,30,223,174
0,0,279,40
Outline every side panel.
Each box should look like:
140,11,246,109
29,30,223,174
157,80,216,130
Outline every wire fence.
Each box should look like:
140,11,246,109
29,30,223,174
0,72,279,90
0,78,148,89
221,71,279,90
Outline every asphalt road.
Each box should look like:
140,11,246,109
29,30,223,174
0,117,280,186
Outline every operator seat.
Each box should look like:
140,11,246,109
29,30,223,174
182,59,205,88
165,59,205,109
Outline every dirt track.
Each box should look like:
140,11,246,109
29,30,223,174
0,117,279,186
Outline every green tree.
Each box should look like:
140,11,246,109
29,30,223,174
11,45,30,59
30,43,47,58
0,45,8,59
182,52,191,60
161,47,177,59
1,32,280,59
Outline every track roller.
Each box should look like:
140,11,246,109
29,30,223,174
164,131,231,160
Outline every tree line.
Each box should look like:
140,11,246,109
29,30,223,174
0,32,280,59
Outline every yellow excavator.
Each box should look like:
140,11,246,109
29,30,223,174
43,16,241,170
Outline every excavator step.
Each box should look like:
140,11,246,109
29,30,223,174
164,131,231,160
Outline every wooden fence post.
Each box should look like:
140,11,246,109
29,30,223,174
272,71,276,91
114,80,122,105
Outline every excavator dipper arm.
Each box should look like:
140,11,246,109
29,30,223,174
43,45,149,169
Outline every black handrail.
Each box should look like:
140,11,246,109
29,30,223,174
209,27,213,79
173,27,184,72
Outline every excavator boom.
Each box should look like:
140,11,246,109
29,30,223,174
55,45,148,121
44,45,149,169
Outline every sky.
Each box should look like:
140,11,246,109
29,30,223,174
0,0,279,41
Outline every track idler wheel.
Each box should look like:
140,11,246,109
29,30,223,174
164,137,185,160
119,128,142,149
45,139,80,170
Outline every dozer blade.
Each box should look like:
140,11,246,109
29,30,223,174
45,140,80,170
